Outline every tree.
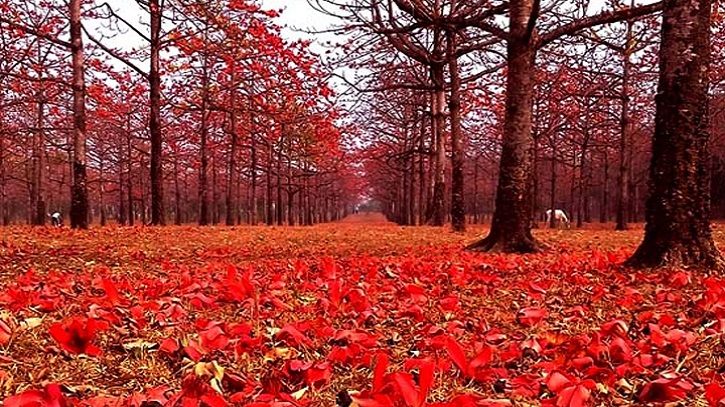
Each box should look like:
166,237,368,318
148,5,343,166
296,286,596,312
69,0,89,229
625,0,724,269
465,1,662,252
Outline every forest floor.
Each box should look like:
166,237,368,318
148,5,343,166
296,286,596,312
0,215,724,406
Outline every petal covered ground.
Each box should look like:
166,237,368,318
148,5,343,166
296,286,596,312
0,215,725,407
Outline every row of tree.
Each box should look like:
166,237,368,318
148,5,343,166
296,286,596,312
320,0,724,268
0,0,358,227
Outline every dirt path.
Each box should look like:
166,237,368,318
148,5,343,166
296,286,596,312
337,212,392,224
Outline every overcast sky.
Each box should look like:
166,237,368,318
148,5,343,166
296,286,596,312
260,0,341,45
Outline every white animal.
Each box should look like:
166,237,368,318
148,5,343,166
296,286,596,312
51,212,63,227
545,209,570,229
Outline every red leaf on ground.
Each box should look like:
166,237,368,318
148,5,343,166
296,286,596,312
556,384,590,407
0,319,12,346
638,378,692,403
517,307,547,327
705,382,725,406
445,336,470,377
49,317,105,356
4,383,68,407
372,353,389,393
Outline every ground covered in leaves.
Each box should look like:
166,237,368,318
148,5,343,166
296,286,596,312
1,213,725,407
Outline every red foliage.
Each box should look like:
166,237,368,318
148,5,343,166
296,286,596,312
48,317,107,356
3,384,68,407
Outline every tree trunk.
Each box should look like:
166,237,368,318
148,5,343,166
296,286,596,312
428,62,446,226
287,157,294,226
249,108,258,225
0,129,6,225
549,140,557,228
532,130,540,227
31,63,46,226
213,153,220,224
600,150,609,223
473,158,479,223
70,0,89,229
626,0,723,269
409,129,417,225
198,44,210,226
276,141,283,226
448,31,466,232
149,0,164,225
266,143,273,226
174,158,182,225
226,69,238,226
616,13,633,231
467,0,540,252
126,114,134,226
417,115,426,225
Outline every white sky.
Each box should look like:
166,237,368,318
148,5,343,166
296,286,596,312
261,0,341,47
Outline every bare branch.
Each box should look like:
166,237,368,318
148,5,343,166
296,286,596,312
81,23,149,79
537,2,663,48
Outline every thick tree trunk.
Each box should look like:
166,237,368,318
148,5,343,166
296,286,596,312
149,0,164,225
467,0,540,252
626,0,723,269
70,0,89,229
448,31,466,233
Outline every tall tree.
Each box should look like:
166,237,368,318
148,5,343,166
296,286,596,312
69,0,88,229
625,0,723,269
466,1,662,252
148,0,164,225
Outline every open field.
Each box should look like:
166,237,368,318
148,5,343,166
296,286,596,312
0,215,724,406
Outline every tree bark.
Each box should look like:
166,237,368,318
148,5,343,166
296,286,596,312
276,139,283,226
266,142,273,226
625,0,723,270
467,0,540,252
226,68,238,226
0,127,6,225
600,150,609,223
31,46,46,226
198,57,210,226
428,62,446,226
448,31,466,232
70,0,89,229
126,115,134,226
249,104,258,225
149,0,164,225
616,12,633,231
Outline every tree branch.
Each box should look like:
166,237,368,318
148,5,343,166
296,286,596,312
0,16,71,48
537,2,662,48
81,24,149,79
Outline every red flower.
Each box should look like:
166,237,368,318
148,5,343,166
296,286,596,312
3,383,68,407
49,317,106,356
